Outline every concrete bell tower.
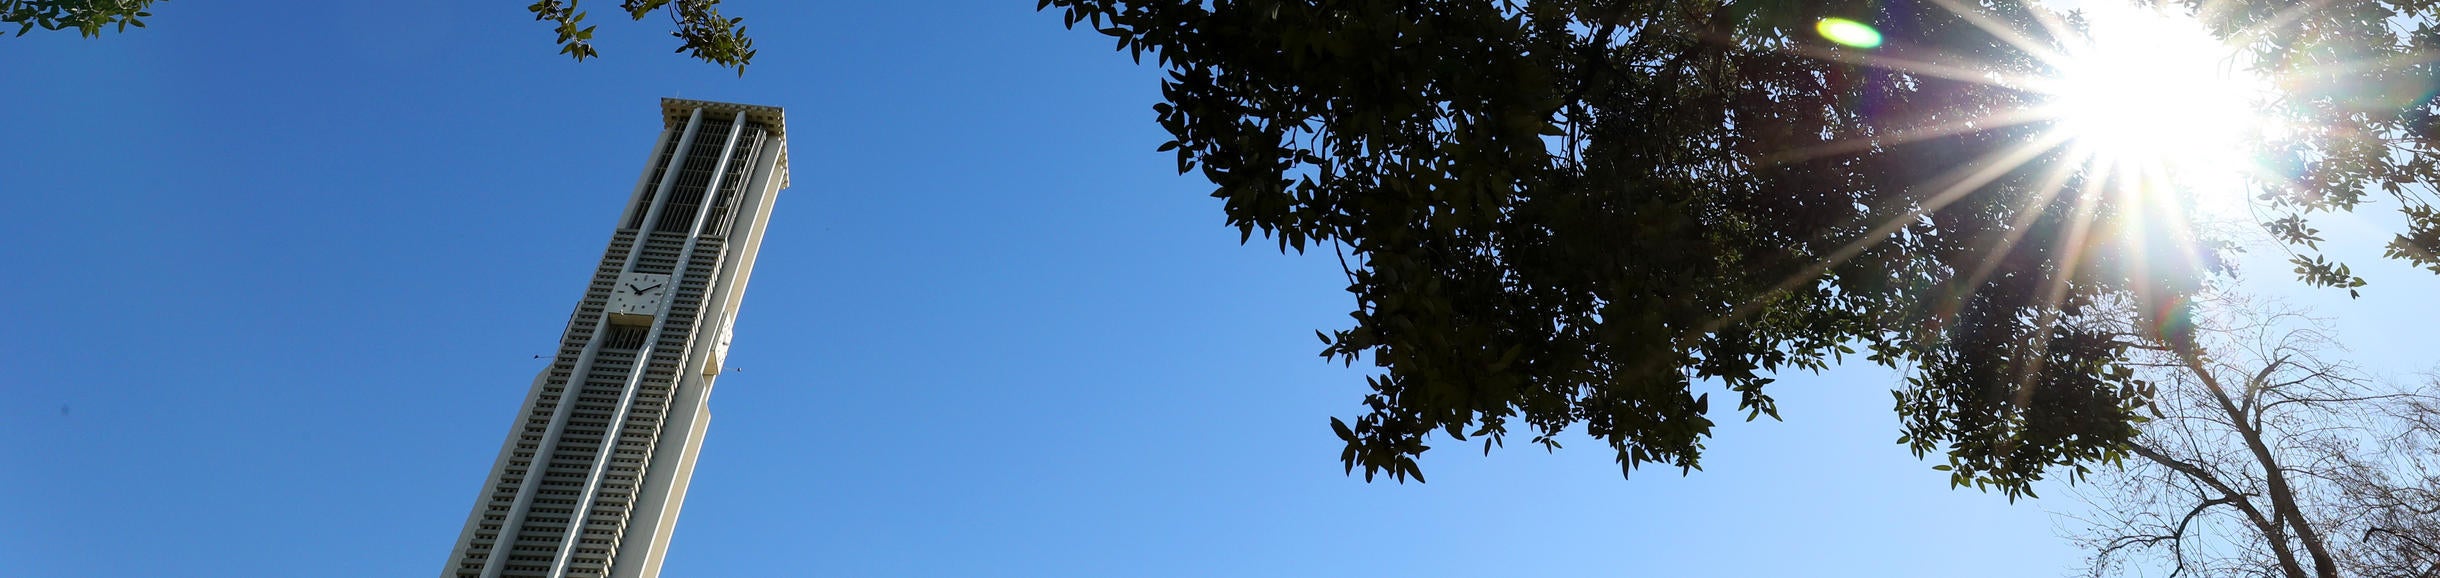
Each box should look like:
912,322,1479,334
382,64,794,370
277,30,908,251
441,98,789,578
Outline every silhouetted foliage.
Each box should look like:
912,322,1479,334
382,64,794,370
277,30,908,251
2,0,155,36
1041,0,2440,498
0,0,757,74
526,0,756,75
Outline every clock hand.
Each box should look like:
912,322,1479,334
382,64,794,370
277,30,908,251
625,283,643,294
641,284,664,294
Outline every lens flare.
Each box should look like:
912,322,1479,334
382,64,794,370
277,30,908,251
1817,18,1884,49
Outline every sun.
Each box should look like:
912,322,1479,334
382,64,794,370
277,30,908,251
2038,3,2277,216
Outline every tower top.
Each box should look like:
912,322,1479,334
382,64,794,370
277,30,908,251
660,97,789,190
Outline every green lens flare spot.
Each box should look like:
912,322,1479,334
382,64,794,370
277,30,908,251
1817,18,1883,49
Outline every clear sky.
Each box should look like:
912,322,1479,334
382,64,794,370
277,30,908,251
6,2,2436,577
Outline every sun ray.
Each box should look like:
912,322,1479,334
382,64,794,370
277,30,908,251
1938,142,2093,326
2133,165,2217,277
1754,107,2053,168
2009,0,2085,58
2009,154,2119,412
1701,129,2077,338
1787,44,2055,91
2196,0,2331,59
1925,0,2074,65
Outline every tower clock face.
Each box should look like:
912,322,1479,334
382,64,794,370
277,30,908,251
608,272,672,319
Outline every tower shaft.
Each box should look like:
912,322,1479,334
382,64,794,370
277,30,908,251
442,99,789,578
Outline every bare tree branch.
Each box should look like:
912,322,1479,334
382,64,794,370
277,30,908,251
2070,298,2438,578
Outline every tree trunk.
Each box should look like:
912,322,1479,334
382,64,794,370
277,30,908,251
2181,351,2339,578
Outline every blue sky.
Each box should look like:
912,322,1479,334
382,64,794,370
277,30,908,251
6,2,2437,576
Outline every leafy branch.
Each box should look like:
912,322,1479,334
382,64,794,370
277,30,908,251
527,0,758,75
1,0,154,37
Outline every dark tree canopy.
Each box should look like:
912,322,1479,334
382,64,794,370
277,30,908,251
1042,0,2440,498
0,0,758,74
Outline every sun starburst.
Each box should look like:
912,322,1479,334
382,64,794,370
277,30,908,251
2037,1,2278,218
1720,0,2304,364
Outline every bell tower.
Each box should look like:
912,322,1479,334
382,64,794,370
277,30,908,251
441,98,789,578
